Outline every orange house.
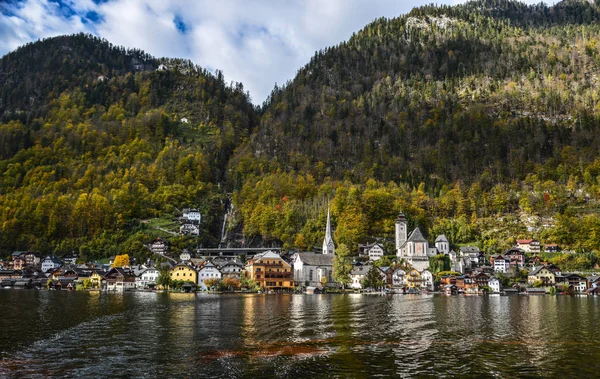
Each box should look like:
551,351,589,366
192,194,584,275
245,251,294,290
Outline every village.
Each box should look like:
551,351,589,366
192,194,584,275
1,209,599,296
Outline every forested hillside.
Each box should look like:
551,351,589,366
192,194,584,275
0,34,257,260
229,0,600,267
1,1,600,269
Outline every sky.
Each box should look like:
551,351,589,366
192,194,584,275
0,0,558,103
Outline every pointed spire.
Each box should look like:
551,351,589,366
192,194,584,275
325,206,332,240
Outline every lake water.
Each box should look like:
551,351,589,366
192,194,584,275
0,291,599,378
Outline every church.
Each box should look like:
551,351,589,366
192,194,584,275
395,211,453,272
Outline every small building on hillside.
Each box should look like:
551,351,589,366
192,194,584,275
182,208,201,223
150,238,168,255
358,243,385,261
492,255,510,273
41,256,62,274
180,223,200,236
516,239,541,253
544,244,560,253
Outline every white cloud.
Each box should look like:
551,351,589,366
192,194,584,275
0,0,561,103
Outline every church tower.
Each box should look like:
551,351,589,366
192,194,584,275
395,211,408,256
322,207,335,255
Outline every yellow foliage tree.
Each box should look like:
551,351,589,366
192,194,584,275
112,254,130,268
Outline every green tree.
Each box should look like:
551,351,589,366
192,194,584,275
333,243,353,289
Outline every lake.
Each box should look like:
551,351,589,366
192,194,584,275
0,291,599,378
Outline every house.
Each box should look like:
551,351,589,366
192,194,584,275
489,277,501,293
504,248,525,269
405,268,423,289
23,252,41,267
293,252,334,287
392,269,406,288
62,253,78,265
136,267,159,289
350,265,371,289
149,238,168,255
182,208,201,223
245,251,294,290
528,266,556,286
197,261,222,290
170,264,197,284
421,270,434,291
545,264,562,275
564,273,587,293
218,260,244,279
180,117,189,123
544,244,560,253
455,275,478,293
89,271,104,289
587,276,600,290
13,256,24,270
103,268,136,291
492,255,510,273
157,64,167,71
0,270,21,280
526,287,547,295
473,272,490,288
358,243,385,261
516,239,541,253
180,223,200,236
179,250,194,262
41,256,62,273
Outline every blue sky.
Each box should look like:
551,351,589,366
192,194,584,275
0,0,557,103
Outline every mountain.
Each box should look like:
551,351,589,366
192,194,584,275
0,33,257,259
229,0,600,261
1,1,600,268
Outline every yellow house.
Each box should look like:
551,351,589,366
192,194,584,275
90,271,103,289
406,268,422,289
245,251,294,290
528,266,556,286
170,264,197,284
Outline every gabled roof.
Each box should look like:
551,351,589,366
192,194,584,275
529,266,553,276
351,265,372,276
295,252,334,267
435,235,448,243
459,246,480,254
406,227,427,243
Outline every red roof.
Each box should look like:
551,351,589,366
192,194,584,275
516,239,533,244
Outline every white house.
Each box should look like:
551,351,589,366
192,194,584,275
218,260,244,279
350,265,371,289
516,239,541,253
179,250,193,262
150,238,168,255
136,267,159,289
157,64,167,71
180,117,189,123
493,255,510,273
180,223,199,236
182,209,201,223
293,252,334,287
420,270,434,291
392,269,406,288
358,243,385,261
489,277,501,293
41,256,62,273
197,261,222,290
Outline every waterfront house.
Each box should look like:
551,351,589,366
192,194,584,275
528,266,556,286
197,261,222,290
473,272,490,288
358,243,385,261
456,275,478,293
421,270,434,291
103,268,136,291
245,251,294,290
563,273,587,293
170,263,198,284
392,268,406,288
349,265,371,289
0,270,21,280
405,268,423,289
89,270,104,289
587,276,600,290
41,256,62,274
218,260,244,279
23,252,41,267
136,267,159,289
13,256,24,270
489,277,501,293
293,252,334,288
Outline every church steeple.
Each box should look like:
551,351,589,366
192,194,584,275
323,206,335,255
